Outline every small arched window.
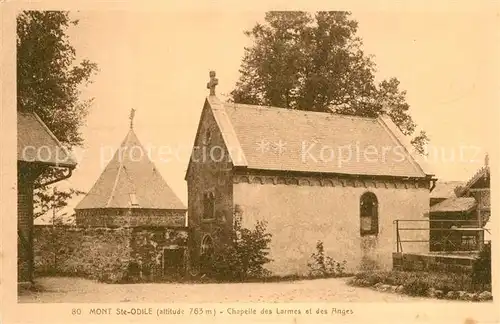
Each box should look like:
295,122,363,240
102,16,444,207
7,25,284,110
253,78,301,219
200,235,214,257
360,192,379,236
203,191,215,220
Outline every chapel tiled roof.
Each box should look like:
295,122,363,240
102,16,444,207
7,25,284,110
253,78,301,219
17,111,77,168
430,197,477,213
75,129,186,210
205,97,432,178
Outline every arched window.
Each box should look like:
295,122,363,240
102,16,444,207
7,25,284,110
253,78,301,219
200,235,214,257
360,192,379,236
203,191,215,220
199,234,214,275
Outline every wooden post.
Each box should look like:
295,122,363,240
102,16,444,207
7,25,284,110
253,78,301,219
52,186,57,270
469,188,489,252
395,220,400,253
477,193,484,252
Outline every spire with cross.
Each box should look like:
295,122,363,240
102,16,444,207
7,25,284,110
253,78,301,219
207,70,218,96
129,108,136,129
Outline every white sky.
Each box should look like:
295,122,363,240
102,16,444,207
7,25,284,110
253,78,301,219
56,10,498,208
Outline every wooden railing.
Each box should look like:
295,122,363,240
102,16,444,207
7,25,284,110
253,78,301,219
394,219,491,253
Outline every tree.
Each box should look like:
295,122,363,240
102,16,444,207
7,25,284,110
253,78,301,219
34,187,84,220
17,11,97,217
231,11,428,153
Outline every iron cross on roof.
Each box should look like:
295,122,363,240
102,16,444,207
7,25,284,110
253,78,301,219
129,108,136,129
207,71,218,96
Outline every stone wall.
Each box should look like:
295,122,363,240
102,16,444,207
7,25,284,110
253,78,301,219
130,227,189,280
75,208,186,227
186,102,235,269
233,173,430,275
34,226,132,283
393,252,474,274
34,226,188,282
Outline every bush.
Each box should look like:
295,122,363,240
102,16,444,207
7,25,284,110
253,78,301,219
404,277,430,296
307,241,347,278
472,242,491,290
351,270,489,296
203,219,272,282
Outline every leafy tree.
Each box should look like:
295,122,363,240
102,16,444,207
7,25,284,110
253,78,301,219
231,11,428,153
34,187,83,221
17,11,97,217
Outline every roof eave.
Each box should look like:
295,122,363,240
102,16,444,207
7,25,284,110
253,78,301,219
18,159,77,169
74,206,188,211
185,98,211,181
32,112,78,166
207,96,248,167
185,97,248,180
377,114,433,177
233,166,430,180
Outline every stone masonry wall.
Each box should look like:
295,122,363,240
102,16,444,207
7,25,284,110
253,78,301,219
186,102,234,269
130,228,189,280
393,252,474,274
34,226,188,282
34,226,132,283
75,209,186,227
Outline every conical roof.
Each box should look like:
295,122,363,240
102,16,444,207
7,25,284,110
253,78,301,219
75,129,186,210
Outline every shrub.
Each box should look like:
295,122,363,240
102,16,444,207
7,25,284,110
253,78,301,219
203,218,272,282
352,271,389,286
472,242,491,290
307,241,347,278
403,277,430,296
351,270,489,296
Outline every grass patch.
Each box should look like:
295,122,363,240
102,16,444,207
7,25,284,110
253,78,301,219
350,270,491,297
243,272,354,283
18,281,50,294
115,272,354,284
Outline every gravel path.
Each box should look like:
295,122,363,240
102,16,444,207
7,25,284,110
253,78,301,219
18,276,449,303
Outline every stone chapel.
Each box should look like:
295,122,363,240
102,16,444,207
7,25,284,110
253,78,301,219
185,72,435,275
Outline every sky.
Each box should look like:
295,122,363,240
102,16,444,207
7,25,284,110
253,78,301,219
49,10,499,214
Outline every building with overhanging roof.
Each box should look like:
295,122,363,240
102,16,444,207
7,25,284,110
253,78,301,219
17,110,77,286
429,159,490,252
75,110,186,227
185,71,435,275
430,180,465,206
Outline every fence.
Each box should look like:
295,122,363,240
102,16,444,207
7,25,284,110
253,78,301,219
394,219,491,254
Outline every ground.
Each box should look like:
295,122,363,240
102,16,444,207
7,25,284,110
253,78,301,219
18,277,453,303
